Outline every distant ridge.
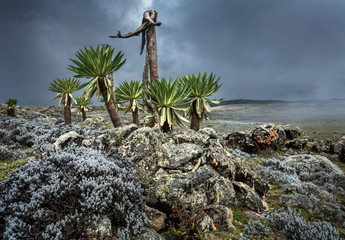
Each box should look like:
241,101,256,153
213,99,286,106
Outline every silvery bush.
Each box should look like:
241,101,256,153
0,146,147,239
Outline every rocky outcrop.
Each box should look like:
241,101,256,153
115,127,270,236
225,124,287,153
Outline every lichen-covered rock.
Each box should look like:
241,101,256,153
175,131,211,146
197,215,213,235
204,205,235,231
251,124,286,152
225,131,256,152
158,142,203,169
286,138,308,150
108,124,138,145
147,166,216,208
52,131,83,150
206,139,236,180
205,176,236,206
232,181,269,212
279,124,302,139
133,227,165,240
119,127,162,162
145,206,166,231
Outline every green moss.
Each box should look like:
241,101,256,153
0,158,29,181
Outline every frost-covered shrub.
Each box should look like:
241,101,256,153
269,208,339,240
0,145,13,160
0,115,109,153
0,146,148,240
240,220,270,240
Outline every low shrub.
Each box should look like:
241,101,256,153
0,146,147,239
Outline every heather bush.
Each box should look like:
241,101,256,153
0,115,108,153
0,146,147,239
240,208,339,240
240,220,270,240
269,207,339,240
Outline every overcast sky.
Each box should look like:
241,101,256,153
1,0,345,106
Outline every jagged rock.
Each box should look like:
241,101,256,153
133,227,165,240
197,215,213,235
225,131,256,152
204,205,235,231
146,206,166,231
205,176,236,206
146,165,218,210
206,139,236,180
244,177,271,200
251,124,286,152
280,124,302,139
119,127,162,162
108,123,138,145
331,140,344,154
311,140,330,153
52,131,83,150
286,139,308,150
243,210,268,222
232,181,269,212
175,131,211,146
199,128,217,138
158,143,203,169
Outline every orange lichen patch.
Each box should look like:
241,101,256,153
252,124,280,151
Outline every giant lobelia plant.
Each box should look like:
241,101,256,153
180,72,223,131
145,78,190,132
68,45,126,127
115,80,143,125
48,78,85,125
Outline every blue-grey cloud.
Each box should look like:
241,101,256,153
1,0,345,105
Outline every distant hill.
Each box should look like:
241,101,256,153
212,99,286,106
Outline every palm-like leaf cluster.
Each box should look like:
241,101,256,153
180,72,223,120
146,78,190,131
68,45,126,101
74,96,93,112
48,78,85,106
6,98,18,109
115,80,142,113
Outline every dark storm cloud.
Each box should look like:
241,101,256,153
1,0,345,105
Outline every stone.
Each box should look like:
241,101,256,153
197,215,213,235
108,123,138,144
204,204,235,231
206,139,236,180
331,140,344,154
133,227,165,240
286,139,308,150
225,131,256,153
158,142,203,169
232,181,269,212
175,130,210,146
146,206,166,231
52,131,83,150
199,127,217,138
280,124,302,139
119,127,162,162
251,124,286,152
205,176,236,206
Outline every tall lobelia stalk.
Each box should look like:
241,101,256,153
68,45,126,128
